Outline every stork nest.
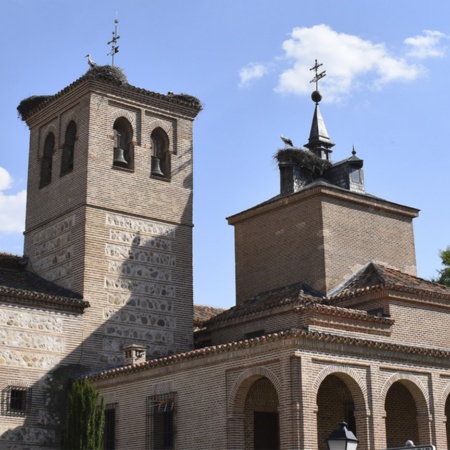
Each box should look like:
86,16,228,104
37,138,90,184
17,95,53,121
275,148,332,176
86,65,128,85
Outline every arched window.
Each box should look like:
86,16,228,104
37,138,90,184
112,117,133,169
61,121,77,176
151,128,170,179
40,132,55,188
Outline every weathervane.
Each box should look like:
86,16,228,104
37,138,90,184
107,14,120,66
310,59,326,91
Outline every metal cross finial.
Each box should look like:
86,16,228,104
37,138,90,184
310,59,326,91
107,13,120,66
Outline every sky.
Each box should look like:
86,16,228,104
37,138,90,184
1,0,449,308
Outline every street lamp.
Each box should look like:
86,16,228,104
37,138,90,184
326,421,359,450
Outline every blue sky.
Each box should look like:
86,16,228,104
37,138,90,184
1,0,449,308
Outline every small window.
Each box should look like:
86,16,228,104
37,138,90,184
40,132,55,188
146,392,175,450
61,121,77,176
2,386,31,416
113,118,134,170
150,128,170,180
350,168,362,183
103,403,117,450
245,329,265,340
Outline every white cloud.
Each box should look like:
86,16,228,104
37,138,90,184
0,167,13,190
239,63,270,87
239,25,447,103
0,167,26,234
404,30,447,59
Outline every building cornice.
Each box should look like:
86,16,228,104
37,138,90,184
227,183,419,225
87,327,450,382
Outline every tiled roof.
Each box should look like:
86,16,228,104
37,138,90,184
203,281,324,326
0,253,89,312
20,66,202,122
86,327,450,382
329,261,450,302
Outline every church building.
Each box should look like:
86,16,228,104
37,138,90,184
1,62,450,450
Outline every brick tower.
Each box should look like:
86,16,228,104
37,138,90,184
20,66,202,368
228,70,419,303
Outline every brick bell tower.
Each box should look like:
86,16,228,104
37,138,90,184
228,61,419,304
20,65,202,368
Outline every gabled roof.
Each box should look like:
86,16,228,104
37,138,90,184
329,261,450,302
0,253,89,312
203,281,324,326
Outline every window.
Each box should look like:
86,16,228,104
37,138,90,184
113,118,133,169
61,121,77,176
150,128,170,179
40,132,55,188
245,329,265,340
103,403,117,450
350,168,362,183
146,392,175,450
2,386,31,416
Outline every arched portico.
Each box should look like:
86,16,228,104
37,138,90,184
314,367,370,450
382,375,431,448
227,367,282,450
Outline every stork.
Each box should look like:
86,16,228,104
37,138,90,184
280,134,294,147
85,54,97,69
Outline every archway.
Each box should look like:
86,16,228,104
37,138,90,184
385,380,429,447
317,374,357,450
243,377,279,450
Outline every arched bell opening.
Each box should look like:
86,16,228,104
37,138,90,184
113,117,134,169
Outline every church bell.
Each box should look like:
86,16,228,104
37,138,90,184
151,156,164,176
113,147,128,166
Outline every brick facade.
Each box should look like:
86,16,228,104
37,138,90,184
2,65,450,450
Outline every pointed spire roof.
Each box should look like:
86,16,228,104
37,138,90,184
304,60,334,160
304,91,335,160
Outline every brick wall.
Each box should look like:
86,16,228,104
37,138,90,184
229,185,418,302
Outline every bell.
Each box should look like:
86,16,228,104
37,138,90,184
113,147,128,166
151,156,164,176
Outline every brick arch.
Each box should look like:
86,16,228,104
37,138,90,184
60,114,79,139
228,366,282,414
110,110,137,145
313,365,369,414
149,119,175,154
110,109,137,131
382,373,431,447
39,124,58,158
380,373,430,415
441,381,450,404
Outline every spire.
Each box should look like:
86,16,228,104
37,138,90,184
304,60,335,160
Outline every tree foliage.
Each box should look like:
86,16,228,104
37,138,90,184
434,246,450,287
61,378,105,450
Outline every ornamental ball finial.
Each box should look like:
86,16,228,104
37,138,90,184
311,90,322,104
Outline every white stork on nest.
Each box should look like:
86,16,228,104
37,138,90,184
280,134,294,147
85,54,97,69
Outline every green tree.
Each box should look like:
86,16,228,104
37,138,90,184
434,246,450,287
61,378,105,450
